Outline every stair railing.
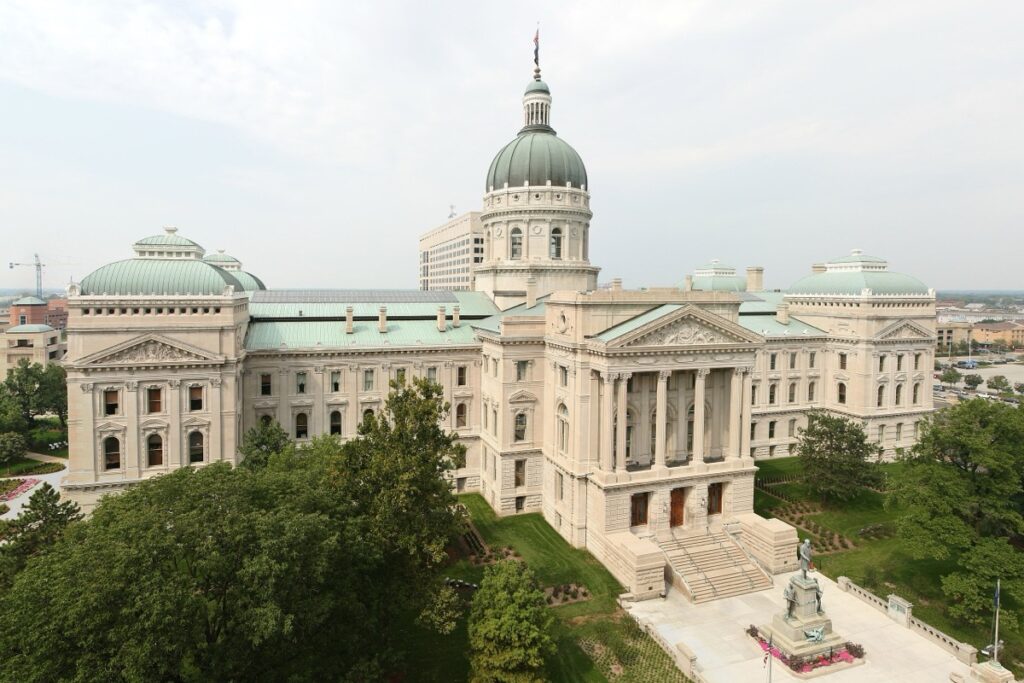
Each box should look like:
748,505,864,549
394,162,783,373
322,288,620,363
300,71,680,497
723,529,774,588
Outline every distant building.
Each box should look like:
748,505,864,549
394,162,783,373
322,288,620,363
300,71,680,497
9,296,49,326
2,324,65,375
45,298,69,330
418,212,484,291
935,322,972,350
973,321,1024,349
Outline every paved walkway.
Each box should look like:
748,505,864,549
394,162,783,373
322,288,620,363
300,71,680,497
626,571,977,683
1,452,68,520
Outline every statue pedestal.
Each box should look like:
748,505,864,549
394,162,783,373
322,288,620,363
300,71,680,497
970,661,1016,683
760,575,847,662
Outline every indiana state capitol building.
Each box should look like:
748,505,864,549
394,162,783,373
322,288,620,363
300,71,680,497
63,67,936,602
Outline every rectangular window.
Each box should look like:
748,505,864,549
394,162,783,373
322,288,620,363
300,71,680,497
896,423,903,442
914,353,921,370
809,352,816,368
770,353,777,370
296,372,307,394
751,385,758,405
396,368,406,384
879,356,886,372
630,492,649,527
331,371,341,392
427,366,437,382
788,418,797,437
516,360,528,381
515,496,525,513
492,408,497,434
556,472,564,500
363,369,374,391
750,422,757,440
878,424,886,443
707,483,723,514
789,353,796,370
103,389,119,416
896,355,903,372
260,373,272,396
559,366,568,386
189,386,203,411
514,459,526,487
457,366,467,386
492,359,498,376
839,353,847,370
147,387,162,414
769,421,776,439
482,405,488,429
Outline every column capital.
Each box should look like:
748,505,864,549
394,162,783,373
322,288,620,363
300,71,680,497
619,371,633,380
696,367,710,379
738,365,754,375
658,370,671,381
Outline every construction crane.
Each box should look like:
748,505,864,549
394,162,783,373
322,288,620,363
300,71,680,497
9,253,45,299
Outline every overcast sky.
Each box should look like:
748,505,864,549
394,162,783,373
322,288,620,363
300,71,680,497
1,1,1021,293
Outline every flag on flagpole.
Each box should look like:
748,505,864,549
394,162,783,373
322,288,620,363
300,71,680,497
994,581,1001,610
533,28,539,66
763,635,773,667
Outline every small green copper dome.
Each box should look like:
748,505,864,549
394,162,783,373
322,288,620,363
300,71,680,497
486,131,587,191
202,251,241,265
787,271,929,296
134,232,201,248
232,270,266,292
80,259,244,296
525,78,550,95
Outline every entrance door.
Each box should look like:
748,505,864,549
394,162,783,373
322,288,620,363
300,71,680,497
707,482,723,515
670,488,686,527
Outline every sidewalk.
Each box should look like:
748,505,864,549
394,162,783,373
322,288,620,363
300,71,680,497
0,452,68,520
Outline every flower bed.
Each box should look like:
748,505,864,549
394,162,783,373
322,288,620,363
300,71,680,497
747,625,864,673
544,582,589,606
0,478,39,502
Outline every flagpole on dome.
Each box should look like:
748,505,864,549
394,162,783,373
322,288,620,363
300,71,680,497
533,24,541,80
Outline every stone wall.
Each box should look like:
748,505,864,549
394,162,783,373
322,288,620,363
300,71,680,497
733,512,799,573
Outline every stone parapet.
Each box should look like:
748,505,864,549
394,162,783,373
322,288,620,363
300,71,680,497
590,531,664,600
733,512,799,573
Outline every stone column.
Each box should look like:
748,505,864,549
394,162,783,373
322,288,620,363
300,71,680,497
655,370,668,468
600,372,614,472
616,372,630,472
168,379,182,469
692,368,708,464
740,366,753,457
125,381,140,478
277,368,289,428
729,368,742,459
210,378,223,461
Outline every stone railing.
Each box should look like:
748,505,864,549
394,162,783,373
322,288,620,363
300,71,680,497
621,601,707,683
837,576,977,665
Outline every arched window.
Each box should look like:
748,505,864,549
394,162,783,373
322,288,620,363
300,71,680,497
895,384,903,406
625,411,635,459
188,431,204,463
103,436,121,470
877,385,885,407
808,381,816,402
147,434,163,467
514,412,527,442
788,382,797,403
549,227,563,259
295,413,308,439
912,383,920,405
456,403,467,428
837,382,847,404
260,414,272,426
510,228,523,260
557,404,569,452
330,410,342,435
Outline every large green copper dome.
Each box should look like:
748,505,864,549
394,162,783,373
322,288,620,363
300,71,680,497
485,131,587,191
81,259,244,296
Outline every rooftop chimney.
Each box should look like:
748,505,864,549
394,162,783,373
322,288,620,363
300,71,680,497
683,274,693,291
526,277,537,309
437,306,447,332
345,306,354,334
453,305,461,328
812,263,826,274
746,267,764,293
776,303,790,325
611,278,623,292
378,306,387,333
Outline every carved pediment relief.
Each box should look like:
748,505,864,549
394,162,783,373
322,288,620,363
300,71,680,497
509,390,538,404
79,334,222,368
608,306,760,349
876,320,934,341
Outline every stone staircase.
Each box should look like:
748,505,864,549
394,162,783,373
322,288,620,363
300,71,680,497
660,531,773,603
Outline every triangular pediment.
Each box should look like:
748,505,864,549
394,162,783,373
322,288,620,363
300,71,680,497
78,334,223,368
876,320,934,341
509,390,538,404
606,305,762,349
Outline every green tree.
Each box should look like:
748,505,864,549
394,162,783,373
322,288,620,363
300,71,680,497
939,368,962,385
0,483,82,587
987,375,1010,393
888,400,1024,627
2,360,43,424
1015,382,1024,395
36,364,67,427
0,432,27,473
238,418,291,470
963,374,983,390
793,410,882,503
469,561,555,683
0,390,28,434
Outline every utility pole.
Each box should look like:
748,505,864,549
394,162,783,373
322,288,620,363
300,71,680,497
9,253,45,298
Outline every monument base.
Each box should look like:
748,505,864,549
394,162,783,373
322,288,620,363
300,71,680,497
970,661,1016,683
759,574,850,663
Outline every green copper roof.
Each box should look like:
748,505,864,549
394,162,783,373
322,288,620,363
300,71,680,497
786,270,929,296
202,251,241,264
232,271,266,292
525,78,550,95
249,290,497,319
472,295,548,334
134,233,201,247
738,291,786,313
245,319,480,350
6,324,55,333
486,131,587,191
737,314,824,338
690,274,746,292
12,296,46,305
80,259,244,296
594,305,683,342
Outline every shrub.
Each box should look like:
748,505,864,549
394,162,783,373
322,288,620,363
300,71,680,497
845,642,865,658
746,624,759,638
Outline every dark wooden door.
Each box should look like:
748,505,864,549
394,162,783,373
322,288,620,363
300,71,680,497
670,488,686,527
707,482,723,515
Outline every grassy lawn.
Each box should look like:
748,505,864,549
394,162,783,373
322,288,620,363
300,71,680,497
755,457,1023,676
402,494,689,682
0,479,19,497
1,457,65,477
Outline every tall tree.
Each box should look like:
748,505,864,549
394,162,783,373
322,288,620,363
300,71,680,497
469,561,555,683
939,368,962,385
793,410,882,503
987,375,1010,393
2,360,43,423
237,418,291,470
36,364,68,427
0,483,82,587
0,432,27,473
888,399,1024,627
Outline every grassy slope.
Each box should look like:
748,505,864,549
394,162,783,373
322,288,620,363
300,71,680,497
403,494,688,682
0,457,65,477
